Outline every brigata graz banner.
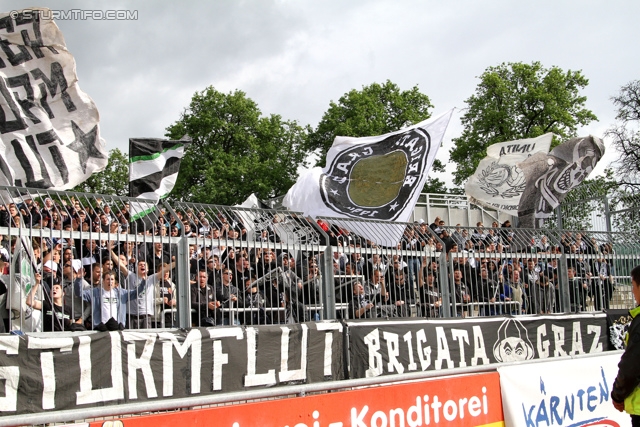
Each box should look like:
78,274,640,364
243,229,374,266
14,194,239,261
0,322,343,415
346,313,609,379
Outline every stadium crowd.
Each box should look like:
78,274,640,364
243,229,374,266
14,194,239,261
0,197,620,333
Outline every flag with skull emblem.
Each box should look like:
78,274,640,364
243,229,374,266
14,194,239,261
465,133,553,216
466,134,605,229
517,135,605,228
283,109,453,246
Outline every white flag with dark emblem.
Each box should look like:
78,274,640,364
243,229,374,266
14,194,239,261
283,109,453,246
128,137,189,222
0,8,107,189
465,133,553,215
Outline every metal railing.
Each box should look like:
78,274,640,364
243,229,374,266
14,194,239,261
437,225,639,317
411,193,514,229
0,185,638,334
317,215,447,319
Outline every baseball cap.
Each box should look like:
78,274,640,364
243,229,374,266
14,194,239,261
44,260,58,272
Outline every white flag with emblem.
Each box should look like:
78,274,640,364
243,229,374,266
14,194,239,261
0,8,107,189
283,109,453,246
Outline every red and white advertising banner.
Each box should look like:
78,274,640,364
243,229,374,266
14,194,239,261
498,353,628,427
89,372,504,427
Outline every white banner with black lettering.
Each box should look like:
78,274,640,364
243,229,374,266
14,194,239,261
346,313,609,379
498,352,628,426
0,8,107,189
0,322,343,415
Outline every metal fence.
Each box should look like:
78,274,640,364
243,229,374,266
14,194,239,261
411,193,513,229
317,216,448,320
0,186,185,333
436,225,639,318
416,181,640,236
549,180,640,233
165,201,330,327
0,186,334,333
0,185,638,335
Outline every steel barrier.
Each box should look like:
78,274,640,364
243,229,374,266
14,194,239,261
0,185,638,334
437,224,639,318
0,347,616,427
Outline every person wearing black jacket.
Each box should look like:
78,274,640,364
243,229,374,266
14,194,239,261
477,266,501,316
567,266,589,312
388,270,412,317
27,273,83,331
243,276,269,325
217,267,244,325
349,281,375,319
283,289,307,324
418,273,441,318
611,265,640,425
191,270,222,327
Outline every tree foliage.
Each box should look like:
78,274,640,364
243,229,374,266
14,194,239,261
551,169,640,234
165,87,308,205
72,148,129,196
550,169,617,231
307,80,433,166
607,79,640,189
450,61,597,186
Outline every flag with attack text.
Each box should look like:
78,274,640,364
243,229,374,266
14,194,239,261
283,109,453,246
465,133,553,216
465,134,605,228
0,8,107,188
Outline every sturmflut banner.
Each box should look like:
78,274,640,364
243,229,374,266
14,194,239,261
0,8,107,189
346,314,609,379
283,110,453,246
0,323,343,415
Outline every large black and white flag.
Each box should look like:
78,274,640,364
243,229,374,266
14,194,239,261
283,110,453,246
517,135,605,228
129,137,189,221
0,8,107,189
465,133,553,215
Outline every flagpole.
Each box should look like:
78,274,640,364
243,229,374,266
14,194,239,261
128,138,133,198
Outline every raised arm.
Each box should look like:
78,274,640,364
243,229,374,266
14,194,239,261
108,241,130,276
26,273,43,311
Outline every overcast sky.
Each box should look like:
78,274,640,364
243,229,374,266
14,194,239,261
18,0,640,185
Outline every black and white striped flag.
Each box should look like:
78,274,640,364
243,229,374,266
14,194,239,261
129,136,189,222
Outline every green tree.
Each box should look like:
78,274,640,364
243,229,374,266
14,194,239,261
72,148,129,196
422,176,448,194
165,87,308,205
307,80,434,165
308,80,450,193
607,79,640,189
450,61,597,186
550,170,617,231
